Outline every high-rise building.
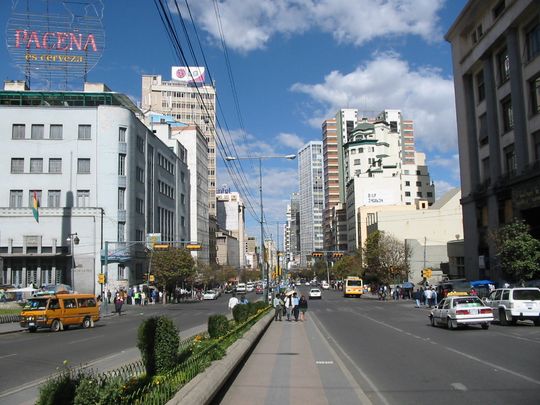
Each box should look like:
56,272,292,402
446,0,540,281
216,190,246,268
0,82,190,292
298,142,325,267
141,73,217,265
285,192,301,270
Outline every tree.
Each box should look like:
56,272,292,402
362,231,410,284
150,248,195,295
333,253,363,280
493,220,540,281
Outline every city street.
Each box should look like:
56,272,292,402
0,292,243,402
300,287,540,404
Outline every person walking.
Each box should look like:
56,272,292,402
292,292,300,321
114,293,124,316
284,293,294,321
228,293,239,313
298,295,308,321
273,294,283,321
414,289,421,308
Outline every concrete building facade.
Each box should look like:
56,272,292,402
216,191,246,268
446,0,540,282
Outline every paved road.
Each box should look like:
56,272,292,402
299,287,540,405
0,292,251,398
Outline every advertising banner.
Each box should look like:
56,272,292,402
171,66,205,83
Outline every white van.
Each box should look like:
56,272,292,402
236,283,246,293
246,282,254,292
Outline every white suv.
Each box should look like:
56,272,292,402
484,287,540,326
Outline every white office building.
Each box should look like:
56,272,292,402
216,190,246,268
298,142,325,267
0,82,189,294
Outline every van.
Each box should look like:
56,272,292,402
20,293,100,332
236,283,247,293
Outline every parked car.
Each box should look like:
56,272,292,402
483,287,540,326
224,286,234,294
255,284,263,294
203,290,218,300
236,283,246,293
321,281,330,290
309,288,322,299
246,282,255,292
429,294,493,330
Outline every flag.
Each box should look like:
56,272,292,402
32,191,39,223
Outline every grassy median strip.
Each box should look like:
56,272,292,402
36,301,270,405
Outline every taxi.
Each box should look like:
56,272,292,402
429,293,493,330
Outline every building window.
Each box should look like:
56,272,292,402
405,181,410,186
476,70,485,102
77,158,90,174
405,191,411,197
12,124,25,139
118,222,125,242
137,136,145,153
30,158,43,173
482,157,490,182
504,144,516,175
49,125,63,140
28,190,42,207
9,190,23,207
76,190,90,207
353,159,361,166
31,124,44,139
530,75,540,115
118,154,126,175
427,192,433,198
501,97,513,132
492,0,505,19
119,127,126,142
390,121,398,132
117,265,126,280
11,158,24,173
534,131,540,161
181,194,185,205
48,190,61,207
417,192,423,197
136,198,144,214
416,181,422,186
478,113,488,145
49,158,62,173
136,167,145,183
525,21,540,62
181,170,185,184
135,230,144,241
496,47,510,85
78,125,91,140
118,188,125,210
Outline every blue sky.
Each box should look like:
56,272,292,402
0,0,468,244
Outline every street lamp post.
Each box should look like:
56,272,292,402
67,233,80,291
225,154,296,303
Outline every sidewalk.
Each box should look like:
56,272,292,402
219,312,372,405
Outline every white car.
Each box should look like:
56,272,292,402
321,282,330,290
309,288,322,299
203,290,218,300
484,287,540,326
236,283,246,293
246,282,254,292
429,294,493,330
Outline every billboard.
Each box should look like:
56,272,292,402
171,66,205,83
6,0,105,83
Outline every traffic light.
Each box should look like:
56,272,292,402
332,252,344,259
312,252,324,258
149,274,155,283
422,269,432,278
98,273,106,284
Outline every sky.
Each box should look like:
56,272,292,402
0,0,468,246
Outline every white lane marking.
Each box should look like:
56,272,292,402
315,360,334,365
68,335,103,345
0,354,16,360
311,313,385,405
451,382,468,391
354,311,540,386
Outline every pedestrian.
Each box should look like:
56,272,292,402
228,293,239,312
273,294,283,321
414,289,421,308
292,292,300,321
114,293,124,316
424,287,433,308
141,291,147,305
431,287,438,307
284,293,293,321
298,295,308,321
106,289,111,304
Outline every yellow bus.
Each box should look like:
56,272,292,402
344,276,364,297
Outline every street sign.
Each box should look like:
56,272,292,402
98,273,105,284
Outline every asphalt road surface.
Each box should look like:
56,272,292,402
302,287,540,405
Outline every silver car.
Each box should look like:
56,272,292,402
484,287,540,326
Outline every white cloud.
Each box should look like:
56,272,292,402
276,133,305,150
174,0,444,53
290,52,457,153
434,180,455,199
429,153,460,180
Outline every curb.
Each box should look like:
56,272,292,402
166,311,274,405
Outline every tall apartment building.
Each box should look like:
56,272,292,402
0,82,190,293
148,114,209,264
216,191,246,268
245,236,259,270
141,73,217,264
285,192,301,270
446,0,540,281
298,142,325,267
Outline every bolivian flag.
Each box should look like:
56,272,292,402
32,191,39,223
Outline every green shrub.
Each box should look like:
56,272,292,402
254,301,267,312
96,377,125,404
232,304,249,323
137,317,159,376
155,316,179,373
207,314,229,338
73,375,99,405
37,369,82,405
